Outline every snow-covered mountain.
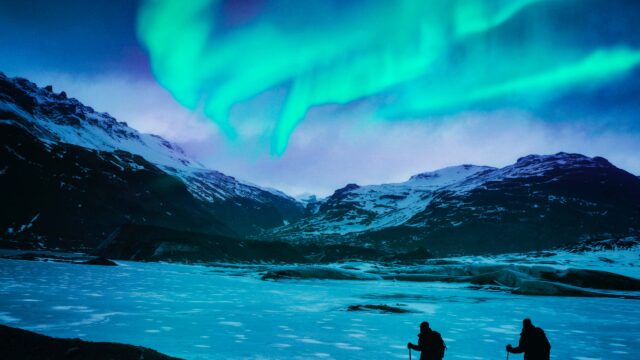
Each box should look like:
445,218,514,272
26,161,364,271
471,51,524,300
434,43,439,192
0,73,302,206
270,153,640,255
274,165,494,235
0,72,303,249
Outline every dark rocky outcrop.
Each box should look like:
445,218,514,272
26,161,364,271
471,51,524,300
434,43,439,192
0,325,181,360
347,304,413,313
1,252,117,266
81,256,117,266
261,266,379,281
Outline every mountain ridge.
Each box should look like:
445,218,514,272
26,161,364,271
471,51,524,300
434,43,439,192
0,72,301,205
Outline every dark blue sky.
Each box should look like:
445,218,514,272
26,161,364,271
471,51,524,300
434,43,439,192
0,0,274,77
0,0,145,76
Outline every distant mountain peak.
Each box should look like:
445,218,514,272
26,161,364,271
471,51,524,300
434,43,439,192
332,183,360,196
515,152,612,168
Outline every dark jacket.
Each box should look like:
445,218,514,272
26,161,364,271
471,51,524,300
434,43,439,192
508,327,551,360
409,330,445,360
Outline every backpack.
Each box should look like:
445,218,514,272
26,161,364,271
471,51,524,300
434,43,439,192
429,331,446,359
536,328,551,358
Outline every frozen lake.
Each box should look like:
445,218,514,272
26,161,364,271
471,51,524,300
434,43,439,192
1,256,639,359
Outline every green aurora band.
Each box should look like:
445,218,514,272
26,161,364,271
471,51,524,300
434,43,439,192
137,0,640,155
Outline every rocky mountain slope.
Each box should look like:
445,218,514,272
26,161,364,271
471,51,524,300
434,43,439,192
270,153,640,255
0,72,303,250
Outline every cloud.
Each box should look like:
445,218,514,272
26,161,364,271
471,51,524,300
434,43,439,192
19,71,217,143
192,107,640,197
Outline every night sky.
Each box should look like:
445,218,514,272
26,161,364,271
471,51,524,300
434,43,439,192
1,0,639,196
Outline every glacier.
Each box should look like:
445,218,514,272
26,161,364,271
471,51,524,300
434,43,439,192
0,250,638,359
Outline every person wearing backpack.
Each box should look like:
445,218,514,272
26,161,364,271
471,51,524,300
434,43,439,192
407,321,446,360
506,318,551,360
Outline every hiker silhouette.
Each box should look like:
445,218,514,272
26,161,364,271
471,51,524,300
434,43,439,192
506,318,551,360
407,321,446,360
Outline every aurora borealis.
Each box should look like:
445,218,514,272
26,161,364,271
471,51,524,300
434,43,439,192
2,0,639,195
138,0,640,155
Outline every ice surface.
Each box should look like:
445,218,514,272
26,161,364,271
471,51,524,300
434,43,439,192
0,254,639,359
